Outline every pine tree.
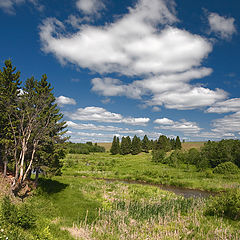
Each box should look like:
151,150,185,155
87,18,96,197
0,60,67,193
110,136,120,155
120,137,127,155
131,135,141,155
142,135,150,153
156,135,171,152
126,136,132,154
0,60,21,177
175,136,182,150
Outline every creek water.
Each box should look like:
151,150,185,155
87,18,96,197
96,177,216,198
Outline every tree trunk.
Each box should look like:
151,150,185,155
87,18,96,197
34,166,40,186
3,160,8,177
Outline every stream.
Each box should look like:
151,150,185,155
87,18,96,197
95,177,216,198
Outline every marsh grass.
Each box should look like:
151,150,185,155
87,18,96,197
63,153,240,191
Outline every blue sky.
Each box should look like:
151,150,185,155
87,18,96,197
1,0,240,143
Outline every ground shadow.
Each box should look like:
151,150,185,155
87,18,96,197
38,178,69,194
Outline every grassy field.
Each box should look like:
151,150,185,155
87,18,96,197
63,152,240,192
1,174,239,239
98,141,205,152
1,150,240,239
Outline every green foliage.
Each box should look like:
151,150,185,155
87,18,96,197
152,150,166,163
201,139,240,168
110,136,120,155
141,135,150,153
155,135,171,152
186,148,201,165
66,142,105,154
166,150,186,167
213,161,239,174
175,136,182,150
120,136,131,155
131,135,141,155
1,196,36,229
205,189,240,220
114,197,193,221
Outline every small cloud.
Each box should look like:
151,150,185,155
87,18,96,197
76,0,105,15
155,118,201,134
152,106,161,112
154,118,174,125
101,98,111,104
206,98,240,113
66,106,150,125
0,0,43,14
56,96,77,106
208,12,236,39
71,78,81,82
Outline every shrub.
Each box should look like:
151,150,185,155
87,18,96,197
213,161,239,174
151,150,166,163
1,196,36,229
166,150,186,167
196,157,210,171
205,189,240,220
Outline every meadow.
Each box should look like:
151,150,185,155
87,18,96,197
63,152,240,192
1,150,240,239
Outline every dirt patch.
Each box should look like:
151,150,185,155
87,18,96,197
62,226,94,240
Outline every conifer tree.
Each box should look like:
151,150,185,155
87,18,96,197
131,135,141,155
110,136,120,155
175,136,182,150
120,136,128,155
0,60,67,194
126,136,132,154
142,135,150,153
156,135,171,152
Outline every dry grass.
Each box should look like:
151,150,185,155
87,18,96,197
98,141,206,152
97,142,112,151
182,142,205,151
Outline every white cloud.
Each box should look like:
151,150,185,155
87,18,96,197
208,12,236,39
92,68,227,109
152,106,161,112
39,0,230,111
206,98,240,113
155,118,201,134
56,96,77,105
66,120,122,132
76,0,104,15
154,118,174,125
0,0,43,14
211,111,240,134
66,106,150,125
40,0,213,76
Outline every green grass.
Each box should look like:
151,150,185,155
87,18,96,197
1,151,240,239
62,152,240,192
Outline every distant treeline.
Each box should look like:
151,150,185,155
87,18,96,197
66,142,105,154
153,139,240,173
110,135,181,155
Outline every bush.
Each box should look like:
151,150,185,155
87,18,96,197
166,150,186,167
151,150,166,163
1,196,36,229
213,161,239,174
205,189,240,220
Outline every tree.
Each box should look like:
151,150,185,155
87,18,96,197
131,135,141,155
175,136,182,150
125,136,132,154
0,60,21,178
142,135,150,153
110,136,120,155
156,135,171,152
0,60,67,194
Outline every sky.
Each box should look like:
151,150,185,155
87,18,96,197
0,0,240,143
